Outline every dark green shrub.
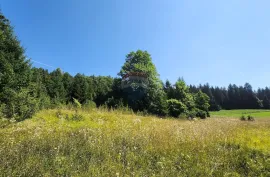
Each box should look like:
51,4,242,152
247,115,255,121
196,110,207,119
186,111,196,119
1,89,39,121
105,97,124,109
167,99,187,118
209,102,221,111
240,115,246,121
38,94,51,110
186,108,209,119
194,91,210,112
186,108,198,118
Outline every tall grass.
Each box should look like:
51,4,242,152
0,108,269,176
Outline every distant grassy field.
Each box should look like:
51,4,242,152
0,108,270,176
211,109,270,118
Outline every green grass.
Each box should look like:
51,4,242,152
211,109,270,118
0,108,270,176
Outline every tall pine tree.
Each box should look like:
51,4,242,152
0,11,37,120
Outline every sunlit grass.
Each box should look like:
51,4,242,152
0,108,270,176
211,109,270,118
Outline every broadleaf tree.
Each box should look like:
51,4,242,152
118,50,167,115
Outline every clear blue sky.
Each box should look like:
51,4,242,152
1,0,270,89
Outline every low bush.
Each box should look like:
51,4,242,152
167,99,187,118
186,109,209,119
196,110,207,119
1,89,39,121
240,115,255,121
240,115,246,121
247,115,255,121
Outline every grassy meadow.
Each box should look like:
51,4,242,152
211,109,270,119
0,108,270,176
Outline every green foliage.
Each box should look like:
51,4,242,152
194,90,210,112
119,50,167,116
173,79,195,110
247,115,255,121
167,99,187,117
196,110,207,119
240,115,246,121
209,99,221,111
164,80,174,99
1,89,38,121
105,97,124,109
62,72,73,102
119,50,158,78
186,108,209,119
30,70,51,109
0,11,38,121
263,95,270,109
37,93,51,110
147,86,168,116
163,79,212,119
72,98,81,109
47,68,66,104
71,74,92,104
186,109,197,118
92,76,114,106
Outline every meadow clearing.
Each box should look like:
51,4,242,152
210,109,270,119
0,108,270,176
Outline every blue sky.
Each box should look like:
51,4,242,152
1,0,270,89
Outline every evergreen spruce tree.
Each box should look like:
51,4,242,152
263,95,270,109
0,11,37,120
31,68,51,109
71,74,90,103
62,72,73,103
47,68,66,105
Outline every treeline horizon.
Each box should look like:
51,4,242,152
31,66,270,112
